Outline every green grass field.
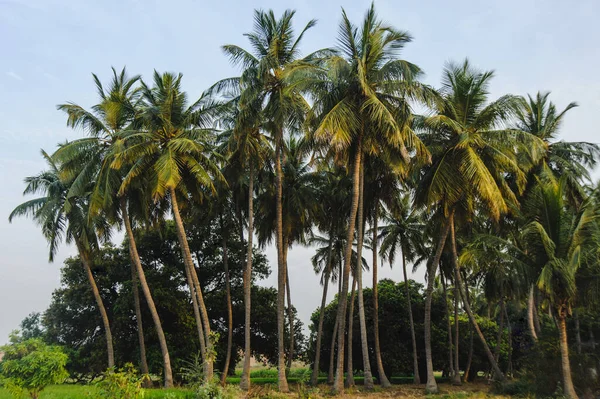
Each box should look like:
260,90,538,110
0,371,448,398
0,385,195,399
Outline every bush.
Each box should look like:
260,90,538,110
196,381,238,399
0,338,68,399
96,363,146,399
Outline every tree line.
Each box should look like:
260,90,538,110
9,3,600,398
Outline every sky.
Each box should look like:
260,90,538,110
1,0,599,344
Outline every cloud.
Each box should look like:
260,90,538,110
7,71,23,81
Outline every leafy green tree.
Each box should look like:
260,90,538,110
9,151,115,369
0,338,68,399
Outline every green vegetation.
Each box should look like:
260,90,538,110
0,338,68,399
5,2,600,399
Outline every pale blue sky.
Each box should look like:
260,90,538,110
1,0,599,343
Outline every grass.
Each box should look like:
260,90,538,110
0,385,194,399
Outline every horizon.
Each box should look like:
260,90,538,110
1,0,599,344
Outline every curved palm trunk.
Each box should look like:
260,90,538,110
402,253,420,384
453,269,461,385
131,262,150,387
274,135,289,392
527,285,538,342
356,168,374,390
333,139,362,393
311,230,334,386
449,213,505,382
441,272,455,380
170,187,213,381
184,253,207,358
558,311,578,399
220,234,233,385
240,165,254,391
75,239,114,369
371,202,390,387
121,199,173,387
424,222,450,393
345,276,357,388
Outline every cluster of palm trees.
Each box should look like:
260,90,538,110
9,4,600,398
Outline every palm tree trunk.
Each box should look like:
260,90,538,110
575,311,582,355
75,239,114,369
453,269,461,385
441,272,455,380
533,290,542,334
333,139,362,393
425,222,450,393
463,282,474,382
169,187,213,381
504,306,513,378
240,164,254,391
371,201,390,387
448,212,505,382
346,276,357,388
558,310,579,399
184,252,207,359
402,253,420,384
494,298,505,363
274,133,289,392
131,261,150,387
328,315,339,385
527,285,538,342
220,232,233,385
121,198,173,387
285,242,294,372
355,167,374,390
311,229,334,386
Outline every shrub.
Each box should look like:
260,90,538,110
196,381,238,399
96,363,146,399
0,338,68,399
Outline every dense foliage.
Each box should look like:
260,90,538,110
0,337,68,399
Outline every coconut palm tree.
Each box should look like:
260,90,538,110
53,67,174,387
219,10,325,390
378,194,426,384
363,153,405,388
305,4,430,391
215,95,268,389
415,59,545,390
516,92,600,201
521,176,600,399
9,151,115,369
308,165,351,385
255,136,320,376
116,71,224,381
